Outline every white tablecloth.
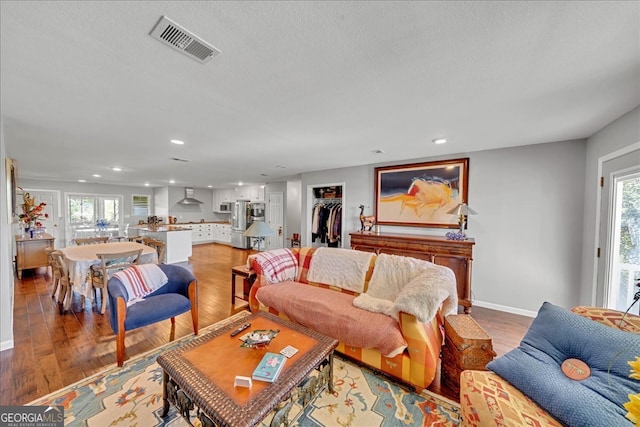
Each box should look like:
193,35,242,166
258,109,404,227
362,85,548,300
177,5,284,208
61,242,158,301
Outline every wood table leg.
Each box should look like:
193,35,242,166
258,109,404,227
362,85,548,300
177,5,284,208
231,271,237,306
161,371,170,417
328,352,335,394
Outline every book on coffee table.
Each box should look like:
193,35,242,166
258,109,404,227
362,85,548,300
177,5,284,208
252,352,286,382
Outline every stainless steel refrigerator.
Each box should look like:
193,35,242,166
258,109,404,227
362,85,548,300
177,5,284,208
231,200,251,249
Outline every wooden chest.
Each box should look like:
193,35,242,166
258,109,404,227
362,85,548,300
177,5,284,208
441,314,496,394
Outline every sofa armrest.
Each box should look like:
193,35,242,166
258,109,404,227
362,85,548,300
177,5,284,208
248,277,265,313
398,311,444,390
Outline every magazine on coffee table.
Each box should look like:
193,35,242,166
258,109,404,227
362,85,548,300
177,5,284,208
252,352,286,382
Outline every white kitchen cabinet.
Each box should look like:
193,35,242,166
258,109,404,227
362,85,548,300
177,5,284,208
205,223,214,241
187,224,203,243
210,223,231,244
220,223,232,244
214,188,237,206
213,189,238,211
181,223,216,244
235,186,264,202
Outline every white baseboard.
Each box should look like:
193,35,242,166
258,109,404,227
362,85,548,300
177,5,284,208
0,338,14,352
473,300,538,318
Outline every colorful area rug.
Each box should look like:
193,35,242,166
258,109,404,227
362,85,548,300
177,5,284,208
29,311,460,426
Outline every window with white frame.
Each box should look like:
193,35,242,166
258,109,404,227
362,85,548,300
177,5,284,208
66,193,123,242
132,194,150,217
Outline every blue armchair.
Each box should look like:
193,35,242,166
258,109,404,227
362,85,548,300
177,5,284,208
107,263,198,366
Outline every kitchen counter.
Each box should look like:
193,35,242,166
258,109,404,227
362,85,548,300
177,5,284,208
130,227,192,263
131,225,191,232
132,221,232,246
174,221,231,225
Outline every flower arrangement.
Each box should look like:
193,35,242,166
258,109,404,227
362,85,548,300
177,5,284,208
96,219,110,230
19,191,48,229
625,356,640,424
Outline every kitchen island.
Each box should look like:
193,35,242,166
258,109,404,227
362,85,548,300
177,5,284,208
130,225,192,264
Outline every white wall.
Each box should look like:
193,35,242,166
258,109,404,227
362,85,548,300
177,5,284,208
1,117,15,350
286,178,302,237
301,139,587,315
580,106,640,305
162,187,216,223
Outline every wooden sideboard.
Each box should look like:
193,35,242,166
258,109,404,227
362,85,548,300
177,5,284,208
15,233,55,279
349,231,475,313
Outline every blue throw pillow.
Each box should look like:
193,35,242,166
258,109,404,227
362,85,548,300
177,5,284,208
487,302,640,427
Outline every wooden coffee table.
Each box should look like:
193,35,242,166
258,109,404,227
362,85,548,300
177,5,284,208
157,311,338,426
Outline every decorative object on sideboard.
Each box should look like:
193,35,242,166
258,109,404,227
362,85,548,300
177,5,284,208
446,203,477,240
19,190,48,232
243,221,275,251
358,205,375,231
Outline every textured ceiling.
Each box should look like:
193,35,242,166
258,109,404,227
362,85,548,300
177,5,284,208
1,1,638,189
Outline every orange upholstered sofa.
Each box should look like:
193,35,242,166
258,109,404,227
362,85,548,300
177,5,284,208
459,306,640,426
248,246,458,392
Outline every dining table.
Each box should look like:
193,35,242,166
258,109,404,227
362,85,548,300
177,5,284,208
60,241,158,311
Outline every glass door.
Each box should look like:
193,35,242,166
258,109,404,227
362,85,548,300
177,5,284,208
606,171,640,313
598,148,640,314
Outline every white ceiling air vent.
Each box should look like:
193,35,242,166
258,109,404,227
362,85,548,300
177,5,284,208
150,16,221,64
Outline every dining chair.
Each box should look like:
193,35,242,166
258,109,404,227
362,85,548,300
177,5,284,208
90,249,143,314
45,247,61,298
74,236,109,245
142,237,166,264
50,251,71,312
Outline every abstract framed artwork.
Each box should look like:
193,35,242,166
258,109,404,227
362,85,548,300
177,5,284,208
374,158,469,228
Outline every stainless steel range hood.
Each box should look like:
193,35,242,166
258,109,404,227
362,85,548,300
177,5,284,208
177,187,204,205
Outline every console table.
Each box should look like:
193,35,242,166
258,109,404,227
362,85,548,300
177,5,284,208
349,231,475,313
15,233,55,279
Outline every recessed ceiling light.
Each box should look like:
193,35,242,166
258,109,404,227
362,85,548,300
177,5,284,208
144,183,150,187
78,179,86,183
433,138,447,144
169,179,175,184
238,181,243,186
170,139,185,145
371,149,385,155
92,174,101,178
207,185,213,188
112,167,122,172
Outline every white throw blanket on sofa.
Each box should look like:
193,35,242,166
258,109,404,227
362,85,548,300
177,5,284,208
307,247,374,293
353,253,457,322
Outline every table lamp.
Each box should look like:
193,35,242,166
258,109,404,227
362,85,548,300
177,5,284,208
446,203,478,238
243,221,275,251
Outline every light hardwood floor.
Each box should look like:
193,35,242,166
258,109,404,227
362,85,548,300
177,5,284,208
0,243,532,405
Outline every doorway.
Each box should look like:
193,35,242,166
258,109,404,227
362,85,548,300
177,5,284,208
18,189,61,247
266,192,284,250
306,183,344,248
597,148,640,314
